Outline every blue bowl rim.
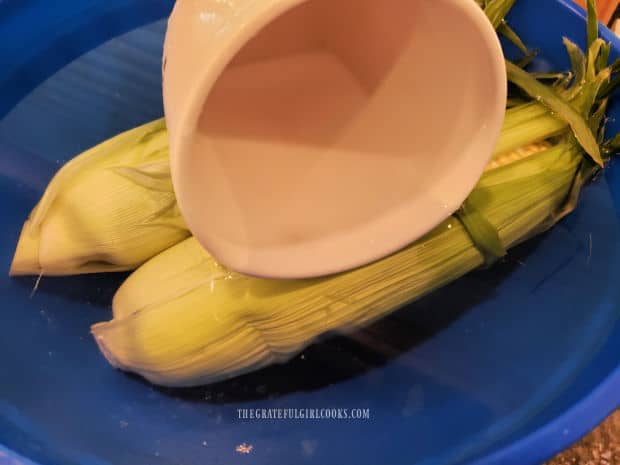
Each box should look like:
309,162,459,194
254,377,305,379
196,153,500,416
1,1,619,465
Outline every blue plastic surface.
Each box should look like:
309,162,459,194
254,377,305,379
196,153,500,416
1,1,620,464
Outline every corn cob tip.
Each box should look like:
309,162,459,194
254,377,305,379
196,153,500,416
9,220,42,276
91,323,124,370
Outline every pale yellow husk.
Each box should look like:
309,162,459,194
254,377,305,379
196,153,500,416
9,119,189,276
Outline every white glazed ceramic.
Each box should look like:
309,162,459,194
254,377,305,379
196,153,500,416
163,0,507,279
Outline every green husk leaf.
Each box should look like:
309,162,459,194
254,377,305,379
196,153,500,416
598,74,620,99
587,39,605,81
538,156,599,232
455,199,507,265
597,42,611,74
515,51,538,68
532,72,570,81
573,68,611,118
591,99,609,140
553,72,576,92
499,21,529,55
609,56,620,74
587,0,599,50
484,0,518,29
603,132,620,155
506,60,602,166
494,113,567,157
563,37,587,99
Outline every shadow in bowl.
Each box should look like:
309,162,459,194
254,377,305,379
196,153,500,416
12,272,129,308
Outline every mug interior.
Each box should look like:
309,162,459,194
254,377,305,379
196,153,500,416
180,0,503,276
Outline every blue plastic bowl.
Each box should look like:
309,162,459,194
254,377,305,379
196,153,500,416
1,1,620,464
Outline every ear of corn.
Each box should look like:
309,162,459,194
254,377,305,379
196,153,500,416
8,99,571,278
92,140,585,387
9,119,190,276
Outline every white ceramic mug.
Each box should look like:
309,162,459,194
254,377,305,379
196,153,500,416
163,0,506,278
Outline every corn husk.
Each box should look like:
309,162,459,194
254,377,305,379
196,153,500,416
8,99,571,278
9,119,190,276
